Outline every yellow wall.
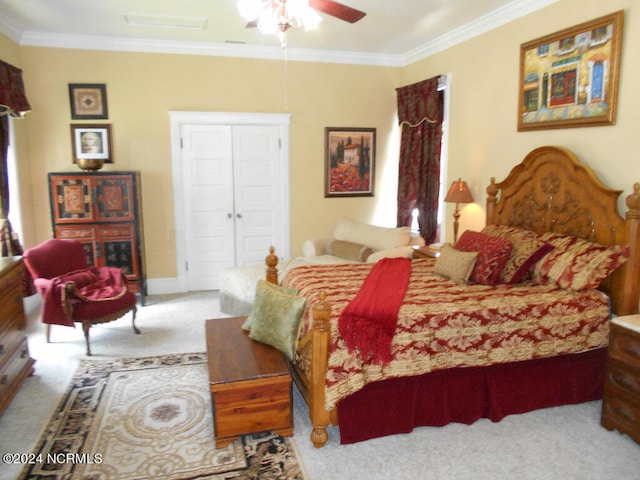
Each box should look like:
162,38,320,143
0,42,401,285
403,0,640,235
2,0,639,290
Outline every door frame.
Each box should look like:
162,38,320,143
169,111,291,292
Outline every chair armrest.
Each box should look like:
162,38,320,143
302,238,331,257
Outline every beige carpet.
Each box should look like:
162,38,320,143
2,291,640,480
17,352,306,480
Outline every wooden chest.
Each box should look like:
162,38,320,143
601,314,640,444
205,317,293,448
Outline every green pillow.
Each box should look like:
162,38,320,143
242,280,298,331
247,280,307,360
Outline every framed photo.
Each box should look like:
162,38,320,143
325,127,375,197
71,124,113,163
68,83,108,120
518,10,623,131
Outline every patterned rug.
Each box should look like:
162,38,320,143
19,352,307,480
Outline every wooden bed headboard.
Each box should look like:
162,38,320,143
485,145,640,315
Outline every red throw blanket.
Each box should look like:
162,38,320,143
338,257,412,365
37,267,129,327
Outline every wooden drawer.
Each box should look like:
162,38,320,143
0,314,27,367
605,360,640,397
211,374,292,446
602,387,640,445
609,327,640,369
0,338,35,414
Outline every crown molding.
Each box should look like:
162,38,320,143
402,0,559,65
4,0,558,67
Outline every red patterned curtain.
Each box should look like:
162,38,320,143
0,60,31,258
396,76,443,244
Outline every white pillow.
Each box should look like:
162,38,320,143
367,246,414,263
333,218,411,252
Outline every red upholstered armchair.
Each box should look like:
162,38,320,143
23,239,139,355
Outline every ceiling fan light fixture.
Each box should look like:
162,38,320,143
238,0,323,44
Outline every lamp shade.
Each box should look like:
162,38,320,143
445,178,473,204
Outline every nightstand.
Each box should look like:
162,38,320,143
412,245,442,259
601,314,640,445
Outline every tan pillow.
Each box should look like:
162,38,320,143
434,244,478,284
328,239,373,262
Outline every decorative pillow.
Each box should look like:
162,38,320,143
535,232,630,291
481,225,553,284
333,217,411,252
247,280,307,360
242,280,298,331
433,244,478,284
366,246,414,263
456,230,513,285
328,239,373,262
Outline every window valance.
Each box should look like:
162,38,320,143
0,60,31,118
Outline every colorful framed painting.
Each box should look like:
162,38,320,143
518,10,623,131
325,127,375,197
68,83,108,120
71,124,113,163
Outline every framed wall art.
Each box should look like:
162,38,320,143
68,83,108,120
71,124,113,163
325,127,375,197
518,10,623,131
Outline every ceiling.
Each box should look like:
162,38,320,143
0,0,558,66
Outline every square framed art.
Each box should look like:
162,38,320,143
71,124,113,163
68,83,108,120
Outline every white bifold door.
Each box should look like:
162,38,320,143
179,123,287,291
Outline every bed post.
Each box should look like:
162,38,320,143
616,183,640,315
486,177,499,224
308,292,332,448
265,246,278,285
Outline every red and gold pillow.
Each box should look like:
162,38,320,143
481,225,553,284
535,232,630,291
456,230,512,285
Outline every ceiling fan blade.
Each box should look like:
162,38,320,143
309,0,366,23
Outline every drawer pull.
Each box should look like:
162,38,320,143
613,372,639,392
0,344,4,355
614,406,635,422
0,375,7,385
626,344,640,357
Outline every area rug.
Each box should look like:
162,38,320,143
19,352,307,480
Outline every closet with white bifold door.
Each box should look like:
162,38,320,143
171,112,291,292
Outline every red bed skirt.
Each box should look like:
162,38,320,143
336,347,607,444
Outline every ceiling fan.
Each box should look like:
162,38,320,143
307,0,366,24
238,0,366,42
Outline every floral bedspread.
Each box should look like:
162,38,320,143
282,258,611,410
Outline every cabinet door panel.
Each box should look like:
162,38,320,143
98,224,139,278
50,176,94,223
94,175,136,222
55,226,98,266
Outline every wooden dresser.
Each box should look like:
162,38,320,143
601,314,640,444
48,171,146,303
0,257,35,415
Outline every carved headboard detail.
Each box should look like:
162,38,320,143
486,145,640,315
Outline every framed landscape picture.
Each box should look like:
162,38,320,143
518,10,623,131
325,127,375,197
